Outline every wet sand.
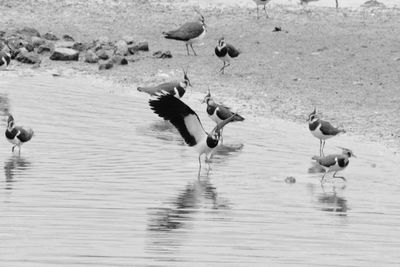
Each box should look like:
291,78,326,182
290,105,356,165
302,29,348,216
1,0,399,153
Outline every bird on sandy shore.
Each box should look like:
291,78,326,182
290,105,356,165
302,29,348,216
149,94,237,176
202,88,244,142
137,69,192,98
162,10,206,56
252,0,271,19
0,50,11,70
214,37,240,74
307,108,345,156
312,147,356,182
5,114,34,154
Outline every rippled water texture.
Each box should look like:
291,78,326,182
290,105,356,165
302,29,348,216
1,73,400,266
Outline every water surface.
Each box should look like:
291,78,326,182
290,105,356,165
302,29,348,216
0,73,400,266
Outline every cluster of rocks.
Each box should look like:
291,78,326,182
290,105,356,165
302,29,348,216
0,26,151,70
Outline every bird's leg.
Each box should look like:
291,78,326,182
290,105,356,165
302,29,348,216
319,139,323,156
12,145,15,152
198,155,202,179
263,5,269,18
220,128,224,144
186,44,190,56
321,140,326,156
18,146,21,155
190,44,197,56
219,61,226,74
321,171,328,183
333,172,347,181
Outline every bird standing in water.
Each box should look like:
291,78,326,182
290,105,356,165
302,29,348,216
307,108,345,156
312,147,356,183
5,114,34,154
162,10,206,56
149,94,237,176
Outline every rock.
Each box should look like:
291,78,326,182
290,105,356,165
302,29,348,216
97,36,110,45
62,34,75,42
128,41,149,54
122,35,135,45
43,32,59,41
99,61,113,70
114,40,128,56
37,43,54,54
95,49,111,60
285,176,296,184
31,36,46,48
72,42,90,52
111,55,128,65
84,50,99,63
273,26,282,32
16,49,41,64
50,48,79,61
153,50,172,59
17,27,40,37
55,41,75,49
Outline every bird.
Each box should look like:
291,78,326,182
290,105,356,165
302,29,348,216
214,37,240,74
137,69,192,98
0,50,11,70
149,93,237,176
202,88,244,142
312,147,356,182
307,108,345,156
5,114,34,154
252,0,271,19
162,10,206,56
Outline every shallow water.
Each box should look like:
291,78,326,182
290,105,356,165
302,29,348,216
1,73,400,266
161,0,399,9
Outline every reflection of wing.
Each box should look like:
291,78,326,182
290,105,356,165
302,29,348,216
163,22,204,41
137,81,179,96
149,94,206,146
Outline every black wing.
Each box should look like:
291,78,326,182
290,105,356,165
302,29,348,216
320,120,345,135
215,104,244,121
15,126,34,142
149,94,205,146
226,43,240,58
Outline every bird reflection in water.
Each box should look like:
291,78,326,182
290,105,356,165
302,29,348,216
308,184,349,216
4,156,31,190
148,174,229,232
209,143,244,163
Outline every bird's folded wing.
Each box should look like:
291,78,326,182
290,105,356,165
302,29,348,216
138,81,179,95
319,120,341,135
164,22,203,41
226,44,240,57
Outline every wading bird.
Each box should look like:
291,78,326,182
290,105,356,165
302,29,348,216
252,0,271,19
0,50,11,70
202,88,244,142
162,10,206,56
137,69,192,98
307,108,345,156
5,114,34,154
214,37,240,74
149,94,236,176
312,147,356,182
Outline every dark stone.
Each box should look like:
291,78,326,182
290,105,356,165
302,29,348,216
43,32,59,41
17,27,40,37
128,41,149,54
99,61,113,70
285,176,296,184
153,50,172,59
111,55,128,65
37,43,54,54
84,50,99,63
16,50,41,64
95,49,111,60
72,42,89,52
273,26,282,32
122,35,135,45
50,48,79,61
62,34,75,42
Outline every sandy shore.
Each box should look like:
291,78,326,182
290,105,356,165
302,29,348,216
1,0,399,153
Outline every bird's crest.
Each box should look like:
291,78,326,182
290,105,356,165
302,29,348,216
307,107,317,121
337,147,356,158
194,9,205,25
7,114,14,127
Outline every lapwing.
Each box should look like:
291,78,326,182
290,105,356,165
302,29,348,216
162,10,206,56
202,88,244,142
5,114,34,154
137,69,192,98
215,37,240,74
307,108,345,156
0,50,11,70
149,94,236,175
253,0,271,19
312,147,356,182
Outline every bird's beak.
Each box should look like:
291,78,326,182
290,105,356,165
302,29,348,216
201,97,206,104
352,153,357,158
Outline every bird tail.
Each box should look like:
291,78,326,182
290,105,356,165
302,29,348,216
233,113,245,122
311,155,320,161
137,87,144,92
